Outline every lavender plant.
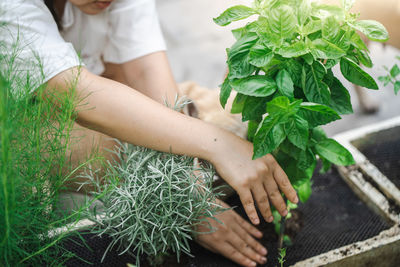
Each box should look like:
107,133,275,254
82,101,226,266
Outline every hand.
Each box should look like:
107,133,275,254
195,200,268,267
210,135,298,225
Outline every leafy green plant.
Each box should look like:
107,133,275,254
0,64,91,266
0,22,98,265
82,110,226,266
214,0,387,222
277,247,286,267
378,56,400,95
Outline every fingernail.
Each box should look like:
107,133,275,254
267,216,274,223
253,217,260,225
261,256,267,263
250,261,257,267
282,210,288,217
261,247,267,255
294,195,299,203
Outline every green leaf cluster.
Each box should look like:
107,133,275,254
378,56,400,95
215,0,388,199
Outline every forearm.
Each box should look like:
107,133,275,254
47,67,236,163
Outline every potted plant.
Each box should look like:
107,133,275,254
213,0,388,236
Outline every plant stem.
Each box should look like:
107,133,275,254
278,197,287,250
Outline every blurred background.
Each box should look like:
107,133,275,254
156,0,400,136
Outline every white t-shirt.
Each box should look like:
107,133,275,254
0,0,166,91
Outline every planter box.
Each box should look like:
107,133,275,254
55,169,397,267
54,118,400,266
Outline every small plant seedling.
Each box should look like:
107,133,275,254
214,0,388,231
379,56,400,95
278,247,286,267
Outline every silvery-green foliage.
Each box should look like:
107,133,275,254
81,99,225,266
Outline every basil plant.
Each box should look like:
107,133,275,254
214,0,388,203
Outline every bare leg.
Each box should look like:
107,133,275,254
62,63,130,191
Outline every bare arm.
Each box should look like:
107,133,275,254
48,63,298,223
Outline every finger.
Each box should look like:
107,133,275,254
251,184,273,223
228,231,267,265
218,242,258,267
263,179,288,217
238,189,260,225
232,217,268,256
234,212,263,238
271,158,299,204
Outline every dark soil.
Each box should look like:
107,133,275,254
354,126,400,189
63,167,391,267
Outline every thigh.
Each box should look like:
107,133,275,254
63,121,119,191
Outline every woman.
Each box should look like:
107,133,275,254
0,1,298,266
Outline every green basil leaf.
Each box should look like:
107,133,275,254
247,120,260,142
285,59,303,85
311,126,328,142
350,32,368,51
350,20,389,42
325,59,339,69
355,48,373,68
378,75,391,87
268,5,297,40
334,29,352,51
299,102,341,127
267,96,290,114
395,81,400,95
390,64,400,78
242,96,268,122
342,0,355,11
231,21,258,40
230,76,277,97
340,57,378,89
311,39,346,59
298,149,316,171
228,32,259,79
248,43,274,67
302,61,331,105
315,139,355,166
254,121,286,159
297,180,312,203
214,5,256,26
302,53,314,65
267,96,301,116
278,41,310,58
231,93,247,114
312,4,345,22
302,20,322,35
280,139,301,159
298,0,312,26
220,77,232,108
275,150,316,187
276,69,294,98
324,73,353,115
285,115,309,150
322,16,340,41
320,155,332,174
